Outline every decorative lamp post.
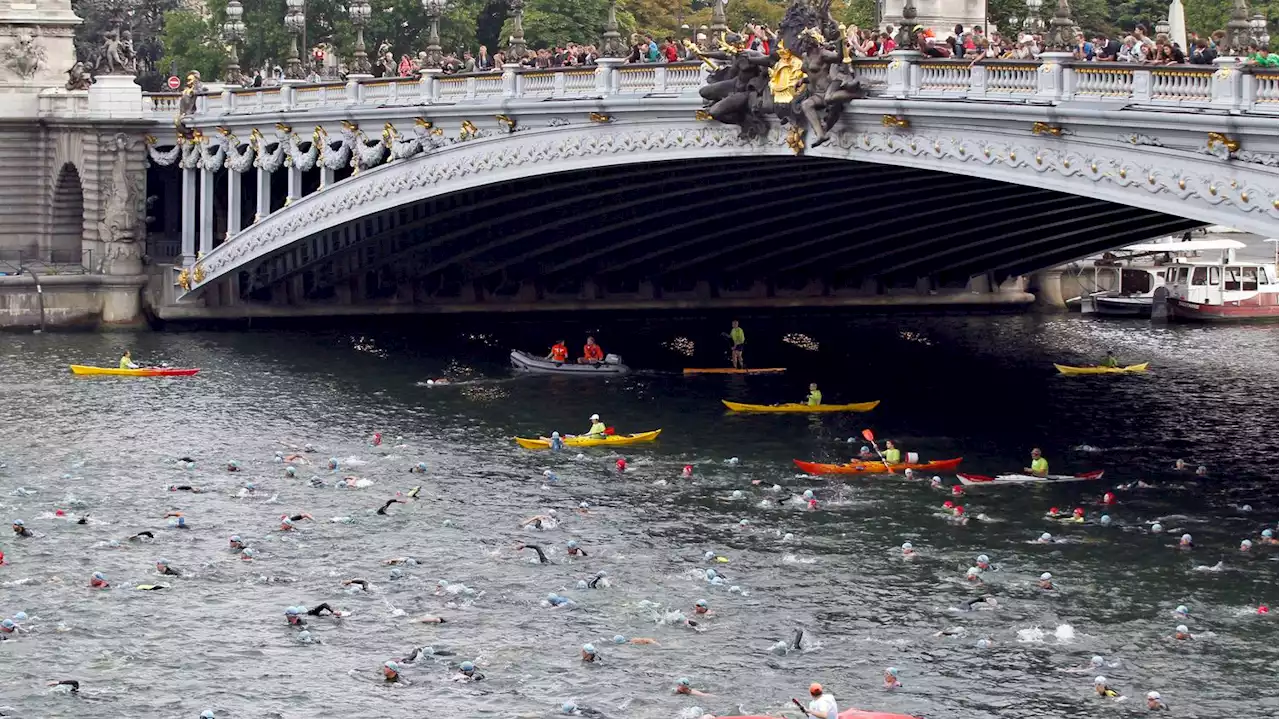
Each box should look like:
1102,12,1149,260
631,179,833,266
1223,0,1253,55
1024,0,1042,32
1042,0,1077,50
1250,12,1268,46
1155,14,1170,44
893,0,918,49
601,0,627,58
349,0,372,75
284,0,306,79
222,0,246,83
709,0,728,43
420,0,445,68
507,0,527,62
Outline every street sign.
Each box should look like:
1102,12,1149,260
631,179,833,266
167,75,180,90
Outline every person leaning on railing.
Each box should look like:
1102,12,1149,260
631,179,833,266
1242,43,1279,67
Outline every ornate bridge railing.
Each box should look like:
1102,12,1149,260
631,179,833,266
149,55,1278,124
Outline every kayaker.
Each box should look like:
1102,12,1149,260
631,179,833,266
578,337,604,365
1101,351,1119,368
728,320,745,369
585,414,606,438
546,340,569,362
857,446,875,461
1024,448,1048,477
119,350,139,370
806,383,822,406
799,682,838,718
882,440,902,465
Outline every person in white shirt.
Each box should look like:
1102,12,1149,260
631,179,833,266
802,683,839,719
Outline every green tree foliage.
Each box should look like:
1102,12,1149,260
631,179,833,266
498,0,635,48
158,9,226,82
838,0,876,32
74,0,183,89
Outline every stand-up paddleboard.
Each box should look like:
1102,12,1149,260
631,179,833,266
958,470,1104,486
683,367,787,375
713,711,921,719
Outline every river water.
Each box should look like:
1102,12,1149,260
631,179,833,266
1,313,1276,719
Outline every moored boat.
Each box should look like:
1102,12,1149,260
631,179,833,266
957,470,1104,486
514,429,661,450
510,350,629,375
683,367,786,375
1066,238,1246,317
70,365,200,377
722,399,880,413
793,457,963,475
1053,363,1149,375
1162,247,1279,322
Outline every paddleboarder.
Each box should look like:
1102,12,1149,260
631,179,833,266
1024,448,1049,477
806,383,822,406
728,320,745,369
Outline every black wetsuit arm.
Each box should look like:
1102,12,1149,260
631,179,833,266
377,500,395,515
134,531,154,539
347,579,369,589
524,545,549,564
162,567,180,576
791,627,804,650
53,680,80,693
290,514,307,522
578,548,589,557
587,576,601,589
308,602,334,616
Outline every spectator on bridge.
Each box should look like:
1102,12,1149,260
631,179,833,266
491,51,505,68
476,45,493,70
951,24,965,57
660,38,678,62
1072,32,1094,60
1119,36,1143,62
461,50,476,73
1189,38,1217,65
1243,43,1280,67
398,54,412,76
1133,26,1156,50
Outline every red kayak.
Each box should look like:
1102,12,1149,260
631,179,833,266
794,457,963,475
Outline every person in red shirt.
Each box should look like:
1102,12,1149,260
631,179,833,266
546,340,569,362
579,337,604,364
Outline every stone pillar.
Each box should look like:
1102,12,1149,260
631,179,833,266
199,168,214,256
594,57,624,95
320,166,334,189
1034,53,1073,101
287,165,301,204
501,63,520,97
255,166,271,221
226,168,242,237
885,50,922,99
1210,56,1242,109
180,167,196,264
1033,269,1066,309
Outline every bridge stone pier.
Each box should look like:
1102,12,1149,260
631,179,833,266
150,54,1276,319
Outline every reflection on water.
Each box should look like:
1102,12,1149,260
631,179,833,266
0,313,1275,719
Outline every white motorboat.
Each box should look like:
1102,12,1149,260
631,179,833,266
509,349,629,375
1066,238,1247,317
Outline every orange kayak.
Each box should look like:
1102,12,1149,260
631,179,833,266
793,457,963,475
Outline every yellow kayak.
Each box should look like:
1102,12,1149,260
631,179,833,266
514,429,662,450
721,399,880,413
70,365,200,377
1054,362,1149,375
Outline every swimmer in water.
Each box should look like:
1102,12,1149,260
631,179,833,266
383,557,418,565
674,678,713,697
961,595,998,612
1174,624,1191,640
47,680,80,694
1174,459,1187,470
1094,676,1120,699
566,540,588,557
377,498,407,515
1068,507,1085,523
89,571,109,589
454,660,485,682
1172,605,1190,620
164,513,189,529
1178,534,1193,549
1195,466,1207,476
1102,491,1116,505
521,513,555,529
229,535,246,551
167,485,204,493
155,560,181,577
517,543,550,564
414,614,446,624
280,513,313,531
76,515,89,525
408,462,428,474
383,660,409,684
581,643,600,662
129,530,155,541
342,578,370,591
1038,572,1054,590
612,634,659,646
12,520,33,537
1037,532,1053,543
901,542,917,559
883,667,901,690
930,475,943,489
546,593,573,608
976,554,991,570
1146,690,1168,710
1240,539,1253,552
965,567,983,583
1261,529,1278,545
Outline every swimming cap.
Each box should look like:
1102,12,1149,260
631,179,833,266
1241,539,1253,549
677,677,691,686
282,518,295,527
567,540,579,549
1091,655,1104,667
954,506,964,514
582,643,596,654
547,592,559,601
561,701,577,714
1147,691,1161,700
548,509,557,516
1264,529,1275,538
951,485,963,494
1040,532,1052,541
902,542,913,550
731,490,743,499
977,554,989,564
1103,492,1115,502
1094,676,1107,685
1049,507,1058,514
966,567,980,577
975,638,991,649
886,667,898,676
384,660,400,672
575,580,588,589
705,569,717,579
1176,624,1188,633
1100,515,1111,525
228,460,239,468
201,711,216,719
595,570,607,578
729,585,742,593
285,606,300,616
12,612,26,621
1180,533,1191,542
1073,507,1084,516
613,634,627,644
931,475,941,483
695,599,708,608
860,446,870,452
460,661,475,672
704,551,715,561
390,568,403,579
590,413,599,420
1152,523,1163,533
12,519,22,526
1175,605,1188,614
230,535,241,543
241,548,255,558
738,519,748,526
579,501,589,509
943,501,954,509
783,532,794,540
157,559,168,566
93,571,106,580
1040,572,1052,580
803,489,814,499
0,619,14,629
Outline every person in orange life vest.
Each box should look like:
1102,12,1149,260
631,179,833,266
578,337,604,364
546,340,569,362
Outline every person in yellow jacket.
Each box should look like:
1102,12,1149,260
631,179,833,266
584,413,607,438
119,350,139,370
806,384,822,406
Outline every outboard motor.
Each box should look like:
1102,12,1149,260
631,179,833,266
604,353,622,365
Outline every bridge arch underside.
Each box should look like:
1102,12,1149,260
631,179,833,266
234,157,1200,309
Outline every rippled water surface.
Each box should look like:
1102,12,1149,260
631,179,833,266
1,314,1277,719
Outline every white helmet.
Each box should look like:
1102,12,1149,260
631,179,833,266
589,413,600,420
1094,676,1107,686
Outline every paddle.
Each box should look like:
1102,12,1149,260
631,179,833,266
861,428,894,475
791,698,809,716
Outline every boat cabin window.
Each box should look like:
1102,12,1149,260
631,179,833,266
1177,267,1190,284
1165,268,1175,283
1223,266,1241,291
1260,267,1272,285
1241,266,1258,291
1191,267,1208,286
1120,269,1153,294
